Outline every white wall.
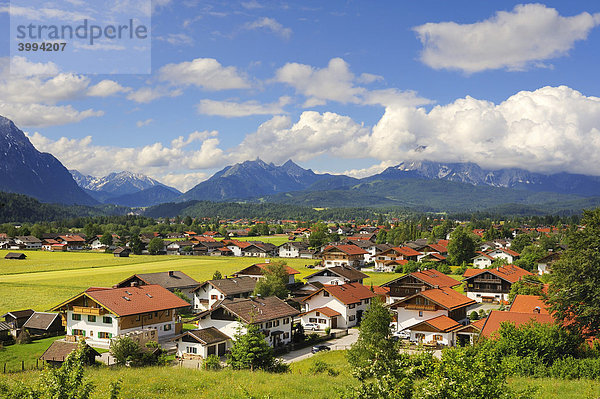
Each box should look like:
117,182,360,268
303,290,371,329
466,291,508,303
410,330,453,346
395,308,447,331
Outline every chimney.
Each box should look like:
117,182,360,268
168,271,174,276
130,281,138,287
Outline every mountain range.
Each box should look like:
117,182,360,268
0,115,96,205
69,170,181,206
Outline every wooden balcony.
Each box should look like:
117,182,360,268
72,306,106,315
403,304,436,311
473,278,502,284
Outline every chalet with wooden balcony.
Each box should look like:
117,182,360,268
374,246,423,270
304,265,369,286
389,287,475,332
50,284,190,348
381,269,461,303
321,244,368,268
462,264,532,303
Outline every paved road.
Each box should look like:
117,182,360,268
278,329,359,363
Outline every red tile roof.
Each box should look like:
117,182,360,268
391,287,475,311
463,264,531,283
480,310,554,338
393,246,422,257
300,306,341,318
509,295,549,314
411,269,460,288
253,263,300,275
411,315,461,332
427,243,448,253
52,285,190,317
322,244,368,256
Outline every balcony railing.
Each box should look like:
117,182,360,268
473,278,502,284
72,306,106,315
403,304,436,311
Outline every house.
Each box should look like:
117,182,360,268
4,252,26,260
321,244,368,268
233,262,300,285
14,236,42,249
374,259,408,273
278,241,310,258
192,276,257,312
536,252,561,275
195,296,299,348
192,241,230,256
463,264,532,303
304,265,369,286
223,240,251,256
381,270,461,303
88,236,108,251
23,312,65,337
472,251,494,268
113,247,131,257
344,239,391,264
115,271,200,300
42,239,66,251
50,284,190,348
57,235,86,251
374,246,423,269
0,321,11,343
166,240,195,255
472,248,520,268
241,242,277,257
2,309,35,334
40,341,99,366
479,310,554,338
406,314,463,346
300,283,376,329
389,287,475,333
172,327,231,359
509,294,549,314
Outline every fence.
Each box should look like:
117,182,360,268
2,359,44,374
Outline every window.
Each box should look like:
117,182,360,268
433,335,443,341
165,310,170,317
283,318,289,324
98,332,111,339
103,316,112,324
349,304,356,309
323,291,329,297
318,319,326,324
147,313,152,320
211,295,218,300
315,312,320,317
71,329,85,336
283,332,289,339
274,320,279,327
87,315,96,322
71,314,81,321
164,324,172,331
136,315,141,321
186,346,197,354
418,311,423,317
349,315,356,321
89,331,93,337
309,317,317,323
364,298,370,304
154,312,159,317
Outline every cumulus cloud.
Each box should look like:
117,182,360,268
342,161,397,179
0,103,103,127
243,17,292,39
27,130,227,190
274,58,430,108
88,80,131,97
197,96,291,117
159,172,209,192
414,4,600,73
158,58,251,90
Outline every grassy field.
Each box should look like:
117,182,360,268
0,250,410,315
0,335,64,372
218,234,292,246
1,350,599,398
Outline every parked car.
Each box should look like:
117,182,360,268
311,345,331,354
393,330,410,340
304,323,320,331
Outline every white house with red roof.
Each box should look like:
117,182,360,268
51,284,190,348
300,283,377,329
473,248,520,268
374,246,423,270
381,269,461,303
321,244,368,268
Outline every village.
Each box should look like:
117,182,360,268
0,217,560,373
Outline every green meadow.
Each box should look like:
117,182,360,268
0,250,404,315
1,350,599,399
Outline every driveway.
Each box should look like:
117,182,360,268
278,329,359,363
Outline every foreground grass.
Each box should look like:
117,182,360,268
2,350,600,399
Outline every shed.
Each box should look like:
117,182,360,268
23,312,65,337
40,341,99,366
113,247,131,257
4,252,26,260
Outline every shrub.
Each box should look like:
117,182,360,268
324,327,331,335
309,360,339,376
469,311,479,321
203,354,222,371
15,329,31,345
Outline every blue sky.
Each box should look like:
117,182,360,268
1,1,600,191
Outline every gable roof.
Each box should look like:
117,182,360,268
40,341,99,362
410,315,462,333
2,309,35,320
381,269,460,289
23,312,61,330
235,263,300,276
390,287,475,311
509,295,549,315
4,252,26,259
463,264,532,284
383,246,423,257
473,251,494,260
218,296,299,324
176,327,231,345
303,283,377,305
299,306,342,318
51,285,190,317
118,271,200,290
194,276,257,296
304,266,368,282
322,244,368,256
480,310,554,338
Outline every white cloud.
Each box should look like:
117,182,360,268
156,33,194,46
0,103,103,127
126,86,182,103
197,96,291,117
88,80,131,97
414,4,600,73
159,172,209,192
342,161,397,179
27,130,227,190
241,0,263,10
158,58,251,90
244,17,292,39
274,57,430,108
136,118,153,127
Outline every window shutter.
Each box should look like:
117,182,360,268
109,333,112,338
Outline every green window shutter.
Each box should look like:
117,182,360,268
109,333,112,338
82,331,86,336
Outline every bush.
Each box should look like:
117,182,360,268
469,311,479,321
203,354,222,371
15,329,31,345
309,360,339,376
436,263,452,274
324,327,331,335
